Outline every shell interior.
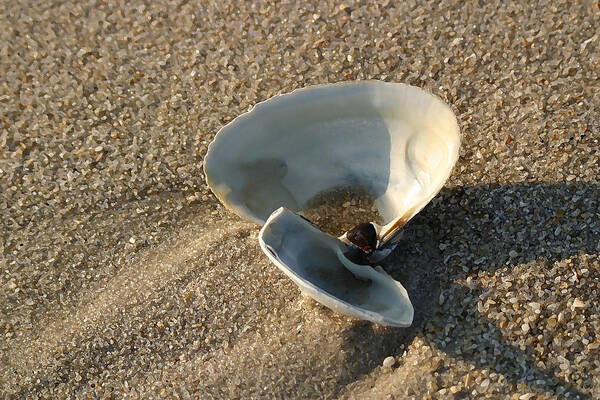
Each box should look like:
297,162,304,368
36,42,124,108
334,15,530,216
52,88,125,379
259,208,413,327
203,81,460,244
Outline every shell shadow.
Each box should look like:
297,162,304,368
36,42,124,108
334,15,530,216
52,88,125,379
335,182,599,399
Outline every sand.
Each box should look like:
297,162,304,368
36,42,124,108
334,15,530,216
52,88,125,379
1,0,599,398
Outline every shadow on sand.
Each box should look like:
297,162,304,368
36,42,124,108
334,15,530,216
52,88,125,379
336,182,599,399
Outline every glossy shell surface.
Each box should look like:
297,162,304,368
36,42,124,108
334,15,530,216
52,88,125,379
260,208,414,327
204,81,460,242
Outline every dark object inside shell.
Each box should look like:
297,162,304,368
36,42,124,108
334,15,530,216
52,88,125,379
346,222,377,253
343,245,371,265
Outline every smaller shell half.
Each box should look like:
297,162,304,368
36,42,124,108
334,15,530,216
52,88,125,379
259,207,414,327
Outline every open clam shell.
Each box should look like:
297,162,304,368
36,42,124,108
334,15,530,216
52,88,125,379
204,81,460,326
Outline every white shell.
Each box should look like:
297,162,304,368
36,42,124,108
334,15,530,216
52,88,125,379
204,81,460,243
259,208,413,327
204,81,460,326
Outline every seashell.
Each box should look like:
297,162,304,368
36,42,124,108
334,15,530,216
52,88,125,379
260,207,414,326
204,81,460,326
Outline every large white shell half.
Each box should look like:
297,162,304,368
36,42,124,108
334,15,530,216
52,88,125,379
204,81,460,326
204,81,460,243
260,207,413,327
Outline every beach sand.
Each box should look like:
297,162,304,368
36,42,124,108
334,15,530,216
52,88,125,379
1,0,599,398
